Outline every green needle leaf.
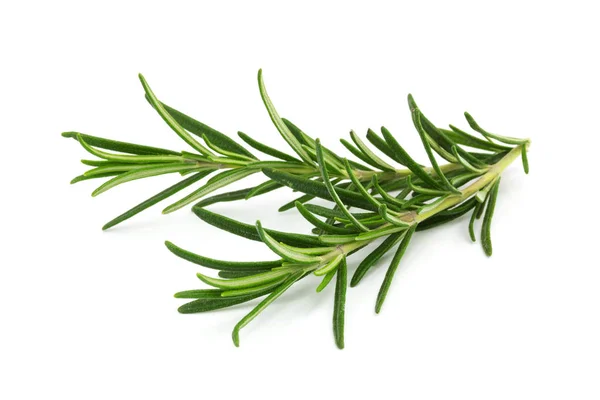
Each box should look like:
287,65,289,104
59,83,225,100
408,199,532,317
70,172,121,184
365,129,403,163
92,163,203,197
406,175,450,197
296,201,357,234
218,270,271,279
375,224,417,313
77,136,184,164
178,288,274,314
445,126,511,152
62,131,180,155
221,278,289,297
416,197,477,231
263,168,377,211
316,268,337,293
314,254,344,276
201,134,256,161
256,221,322,263
165,241,282,271
349,130,395,172
351,232,405,286
232,270,304,347
174,289,223,299
192,206,322,247
316,141,369,231
163,168,259,214
469,201,484,242
245,180,283,200
149,99,256,159
451,146,488,174
139,74,215,156
103,170,213,230
257,69,314,165
464,112,529,145
521,145,529,174
407,107,460,194
237,131,300,162
380,126,446,191
333,257,347,349
278,194,316,212
196,269,293,290
481,177,501,256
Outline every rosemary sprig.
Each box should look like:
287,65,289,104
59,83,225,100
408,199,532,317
64,70,530,348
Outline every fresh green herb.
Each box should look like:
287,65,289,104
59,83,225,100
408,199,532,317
64,70,530,348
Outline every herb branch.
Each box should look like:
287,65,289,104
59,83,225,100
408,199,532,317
64,70,530,348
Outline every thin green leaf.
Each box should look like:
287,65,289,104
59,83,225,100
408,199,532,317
481,177,501,256
349,130,396,172
340,138,381,169
380,126,446,191
237,131,300,162
62,131,179,155
464,112,528,145
469,201,484,242
378,204,411,227
521,145,529,174
351,232,405,287
246,160,314,174
257,70,314,165
406,175,450,196
304,204,377,220
197,268,292,290
475,177,499,203
92,163,202,197
245,180,283,200
221,277,289,297
296,202,357,234
174,289,223,299
278,194,315,212
83,164,150,177
408,107,460,194
444,126,511,152
178,289,272,314
77,136,184,164
139,74,215,156
201,134,256,161
218,270,271,279
316,268,337,293
317,141,369,231
355,225,406,242
163,168,258,213
192,206,323,247
366,129,403,164
314,254,344,276
375,224,417,313
195,181,281,208
232,270,304,347
256,221,322,263
343,159,382,210
102,170,213,230
415,197,477,231
451,145,487,174
151,98,256,159
70,172,121,184
165,240,282,271
371,176,409,208
263,168,377,211
333,257,347,349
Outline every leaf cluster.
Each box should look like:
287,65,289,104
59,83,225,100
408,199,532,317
64,70,530,347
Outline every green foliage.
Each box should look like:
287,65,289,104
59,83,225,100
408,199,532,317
64,70,530,348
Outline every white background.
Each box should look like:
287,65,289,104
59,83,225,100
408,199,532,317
1,1,599,399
